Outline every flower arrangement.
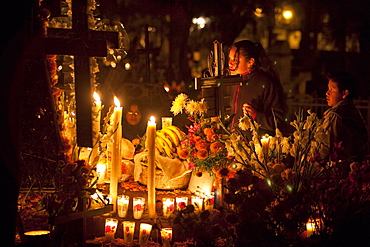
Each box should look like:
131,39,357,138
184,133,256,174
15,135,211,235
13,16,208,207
170,94,232,174
170,105,370,246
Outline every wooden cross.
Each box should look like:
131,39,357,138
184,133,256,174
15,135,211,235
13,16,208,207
137,24,160,83
27,0,119,147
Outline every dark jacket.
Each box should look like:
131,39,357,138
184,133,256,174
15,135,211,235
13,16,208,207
231,68,288,136
322,98,368,161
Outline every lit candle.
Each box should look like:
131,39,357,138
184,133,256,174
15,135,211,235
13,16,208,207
306,218,321,237
133,197,145,219
161,117,172,129
96,162,106,184
204,194,214,211
139,223,152,246
117,195,130,218
91,92,101,163
176,197,188,210
191,195,203,213
122,221,135,243
105,218,118,241
261,135,270,162
147,116,157,219
110,96,122,213
160,228,173,247
162,198,175,218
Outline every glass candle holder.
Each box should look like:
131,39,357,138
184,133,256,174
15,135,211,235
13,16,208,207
122,221,135,243
117,195,130,218
96,163,107,184
161,117,173,128
139,223,152,246
133,197,145,219
191,195,203,213
176,196,188,210
160,228,173,247
162,198,175,218
105,218,118,241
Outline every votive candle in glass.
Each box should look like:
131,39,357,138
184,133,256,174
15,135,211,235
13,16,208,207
162,198,175,218
191,195,203,213
133,197,145,219
204,194,214,211
139,223,152,245
176,197,188,210
122,221,135,243
105,218,118,241
117,195,130,218
160,228,172,247
161,117,172,128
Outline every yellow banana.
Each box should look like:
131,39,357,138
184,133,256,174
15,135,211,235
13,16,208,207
155,132,174,158
166,125,186,142
161,126,184,148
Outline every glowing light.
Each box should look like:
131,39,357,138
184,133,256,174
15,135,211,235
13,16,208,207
283,10,293,20
192,17,207,29
125,63,131,70
164,85,170,92
254,8,264,17
114,96,120,108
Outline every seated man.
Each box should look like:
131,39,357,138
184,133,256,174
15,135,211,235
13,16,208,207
122,101,146,145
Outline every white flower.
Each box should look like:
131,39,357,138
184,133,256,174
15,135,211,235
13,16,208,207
170,93,189,115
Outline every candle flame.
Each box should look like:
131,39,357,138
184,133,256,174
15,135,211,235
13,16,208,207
150,116,155,123
114,96,121,108
93,91,101,102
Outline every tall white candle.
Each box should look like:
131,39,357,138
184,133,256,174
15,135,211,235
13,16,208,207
96,162,106,184
110,96,122,213
91,92,101,163
147,116,157,219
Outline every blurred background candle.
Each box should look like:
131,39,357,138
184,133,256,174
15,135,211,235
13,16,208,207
160,228,172,247
122,221,135,243
176,197,188,210
117,195,130,218
191,195,203,213
96,162,106,184
110,96,122,213
105,218,118,241
162,198,175,218
139,223,152,246
147,116,156,219
133,197,145,219
306,218,321,237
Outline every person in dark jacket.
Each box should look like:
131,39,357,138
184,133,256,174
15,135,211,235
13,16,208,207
228,40,288,136
321,72,368,162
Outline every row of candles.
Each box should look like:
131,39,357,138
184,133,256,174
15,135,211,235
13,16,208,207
105,218,172,246
115,194,214,219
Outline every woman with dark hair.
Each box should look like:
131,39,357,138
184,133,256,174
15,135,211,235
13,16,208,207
228,40,288,136
321,72,368,161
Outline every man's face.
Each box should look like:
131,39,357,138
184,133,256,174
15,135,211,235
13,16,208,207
125,105,141,125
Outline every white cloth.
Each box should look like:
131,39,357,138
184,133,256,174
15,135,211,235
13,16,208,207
133,152,191,185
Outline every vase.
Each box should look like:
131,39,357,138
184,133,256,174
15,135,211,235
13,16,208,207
187,171,215,196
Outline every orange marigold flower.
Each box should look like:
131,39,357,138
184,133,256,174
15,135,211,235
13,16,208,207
195,139,208,150
203,127,215,136
206,134,217,142
197,149,208,159
210,141,224,152
178,149,190,159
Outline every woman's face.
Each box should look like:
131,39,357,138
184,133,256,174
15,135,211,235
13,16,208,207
326,80,345,106
228,47,250,75
125,105,141,125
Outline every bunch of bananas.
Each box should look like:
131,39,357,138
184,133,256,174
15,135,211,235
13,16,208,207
155,125,186,159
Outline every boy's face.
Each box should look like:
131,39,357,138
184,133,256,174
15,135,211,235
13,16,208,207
326,80,344,106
